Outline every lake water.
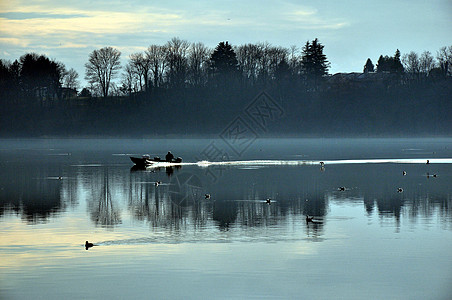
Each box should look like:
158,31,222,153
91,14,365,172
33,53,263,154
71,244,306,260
1,138,451,299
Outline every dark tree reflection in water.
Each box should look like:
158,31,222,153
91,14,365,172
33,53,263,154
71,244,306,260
88,169,121,227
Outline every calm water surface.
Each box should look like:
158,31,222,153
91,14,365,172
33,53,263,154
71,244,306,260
0,138,451,299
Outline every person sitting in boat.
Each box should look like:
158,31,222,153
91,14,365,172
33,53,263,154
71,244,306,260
165,151,174,162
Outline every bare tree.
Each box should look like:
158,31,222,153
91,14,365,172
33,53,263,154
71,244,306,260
129,52,152,92
235,43,261,84
187,42,211,86
165,37,190,88
120,63,140,96
289,45,300,68
85,47,121,97
146,45,167,88
436,46,452,76
267,46,289,80
63,68,80,90
236,42,289,86
419,51,435,76
402,51,420,78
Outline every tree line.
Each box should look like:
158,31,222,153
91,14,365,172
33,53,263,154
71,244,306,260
1,38,451,101
0,53,79,105
0,39,451,137
84,38,331,98
88,40,452,97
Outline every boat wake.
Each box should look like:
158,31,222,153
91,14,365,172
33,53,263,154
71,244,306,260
146,158,452,168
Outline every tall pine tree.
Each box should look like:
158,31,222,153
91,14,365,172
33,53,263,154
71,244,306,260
209,42,238,76
300,38,329,89
363,58,375,73
376,50,404,73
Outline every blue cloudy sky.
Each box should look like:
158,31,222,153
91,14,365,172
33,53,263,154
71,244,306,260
1,0,451,87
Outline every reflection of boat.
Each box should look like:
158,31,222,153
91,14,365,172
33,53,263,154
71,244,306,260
130,155,182,167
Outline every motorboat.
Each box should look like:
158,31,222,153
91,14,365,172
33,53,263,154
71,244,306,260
130,155,182,167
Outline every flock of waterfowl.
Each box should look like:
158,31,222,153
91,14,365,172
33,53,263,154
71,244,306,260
331,159,437,194
85,159,438,249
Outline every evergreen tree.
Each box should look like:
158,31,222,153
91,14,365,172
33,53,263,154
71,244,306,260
209,41,238,85
376,51,404,73
300,38,329,88
376,55,389,72
19,53,63,101
363,58,375,73
209,41,238,76
392,49,404,73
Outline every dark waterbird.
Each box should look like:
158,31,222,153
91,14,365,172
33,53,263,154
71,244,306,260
266,198,272,204
306,215,323,224
85,241,94,250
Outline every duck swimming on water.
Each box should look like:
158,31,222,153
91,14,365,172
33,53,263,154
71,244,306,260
85,241,94,250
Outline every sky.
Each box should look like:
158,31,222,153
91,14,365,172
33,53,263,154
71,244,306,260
1,0,451,88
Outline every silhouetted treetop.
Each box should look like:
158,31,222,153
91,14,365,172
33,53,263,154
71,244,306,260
85,47,121,97
376,49,404,73
364,58,374,73
436,46,452,76
165,37,190,88
300,39,329,90
300,39,329,78
19,53,64,101
209,41,238,76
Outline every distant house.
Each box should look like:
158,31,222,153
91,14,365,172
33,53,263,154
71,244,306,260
328,72,399,89
60,87,77,99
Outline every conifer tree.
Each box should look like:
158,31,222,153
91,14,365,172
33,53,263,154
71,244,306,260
209,41,238,76
363,58,375,73
300,38,330,89
209,41,238,85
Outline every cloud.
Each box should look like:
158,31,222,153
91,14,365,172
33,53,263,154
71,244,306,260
0,1,349,44
0,37,30,47
0,10,182,37
284,7,350,30
0,11,88,20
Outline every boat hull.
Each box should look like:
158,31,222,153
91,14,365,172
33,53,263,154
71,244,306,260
130,156,182,166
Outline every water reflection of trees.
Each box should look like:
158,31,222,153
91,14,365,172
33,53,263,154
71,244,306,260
87,169,121,227
128,171,211,231
0,164,62,224
1,163,451,232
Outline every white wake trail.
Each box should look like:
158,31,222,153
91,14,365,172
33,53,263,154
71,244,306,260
146,158,452,168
